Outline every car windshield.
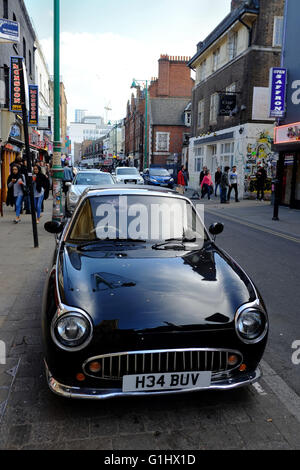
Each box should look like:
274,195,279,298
116,168,138,176
68,195,207,246
74,173,113,185
150,169,170,177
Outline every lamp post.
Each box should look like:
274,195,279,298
131,79,148,170
51,0,64,223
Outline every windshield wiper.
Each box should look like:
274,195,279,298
75,239,147,250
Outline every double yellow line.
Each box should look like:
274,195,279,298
205,209,300,244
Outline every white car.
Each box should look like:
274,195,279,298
66,170,115,215
115,167,144,185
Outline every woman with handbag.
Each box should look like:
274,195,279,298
32,164,49,223
6,165,27,224
201,170,213,200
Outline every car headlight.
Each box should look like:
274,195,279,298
69,192,79,204
51,311,93,351
170,178,174,183
235,307,268,344
150,178,158,183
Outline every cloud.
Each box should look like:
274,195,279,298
40,31,195,125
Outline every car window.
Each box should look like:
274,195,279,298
116,168,138,176
68,195,207,244
75,173,113,185
149,169,170,176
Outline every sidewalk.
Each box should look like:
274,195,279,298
186,188,300,239
0,198,55,431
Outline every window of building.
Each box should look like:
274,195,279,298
220,142,235,169
29,50,32,78
197,59,206,83
23,38,26,65
197,99,205,129
3,0,8,19
212,48,220,72
210,94,219,123
273,17,284,47
156,132,170,152
194,156,204,173
228,31,238,61
185,111,191,127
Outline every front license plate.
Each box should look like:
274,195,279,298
122,371,211,392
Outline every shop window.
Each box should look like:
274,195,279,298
3,0,8,19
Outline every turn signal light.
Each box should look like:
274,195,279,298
76,373,86,382
239,364,247,372
89,361,101,373
227,355,239,366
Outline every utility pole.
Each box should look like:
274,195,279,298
51,0,64,222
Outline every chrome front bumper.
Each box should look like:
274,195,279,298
45,361,262,400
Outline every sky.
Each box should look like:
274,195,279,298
24,0,232,125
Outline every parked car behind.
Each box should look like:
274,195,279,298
65,170,115,215
143,167,175,188
115,167,144,185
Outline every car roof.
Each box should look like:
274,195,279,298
77,169,109,174
81,185,182,198
116,167,137,170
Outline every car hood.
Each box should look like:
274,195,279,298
117,175,139,180
58,245,256,332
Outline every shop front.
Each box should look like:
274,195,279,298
274,122,300,210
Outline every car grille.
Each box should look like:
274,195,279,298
83,349,243,380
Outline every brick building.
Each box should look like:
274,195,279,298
125,54,194,170
187,0,284,198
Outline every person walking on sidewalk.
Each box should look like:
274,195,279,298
201,170,213,200
215,167,222,197
177,165,186,195
62,161,74,195
256,164,267,201
6,164,27,223
220,166,230,204
32,164,49,223
227,166,239,202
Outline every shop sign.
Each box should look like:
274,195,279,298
38,116,51,131
28,85,38,126
274,122,300,144
10,56,23,112
218,94,237,116
0,19,20,43
269,68,287,118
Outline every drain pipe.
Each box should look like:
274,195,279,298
239,17,253,47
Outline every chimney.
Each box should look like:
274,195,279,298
231,0,246,11
158,55,170,97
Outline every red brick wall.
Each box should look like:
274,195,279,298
151,125,190,165
150,55,194,98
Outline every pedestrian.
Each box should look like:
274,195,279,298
256,164,267,201
6,164,27,223
227,166,240,202
62,160,74,195
201,170,213,200
183,167,189,191
214,167,222,197
32,164,49,223
220,166,230,204
199,166,208,198
177,165,186,195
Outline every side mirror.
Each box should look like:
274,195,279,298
209,223,224,240
65,182,72,187
44,221,64,234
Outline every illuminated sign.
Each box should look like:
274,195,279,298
269,68,287,118
10,57,23,112
28,85,38,126
274,121,300,144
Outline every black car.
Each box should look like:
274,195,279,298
43,186,268,400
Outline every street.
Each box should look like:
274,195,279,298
1,197,300,450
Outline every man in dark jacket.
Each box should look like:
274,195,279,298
256,165,267,201
220,167,230,203
214,167,222,197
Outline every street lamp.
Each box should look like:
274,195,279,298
131,79,148,170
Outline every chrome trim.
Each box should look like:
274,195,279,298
82,348,243,380
235,301,269,345
51,305,93,352
45,360,262,400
